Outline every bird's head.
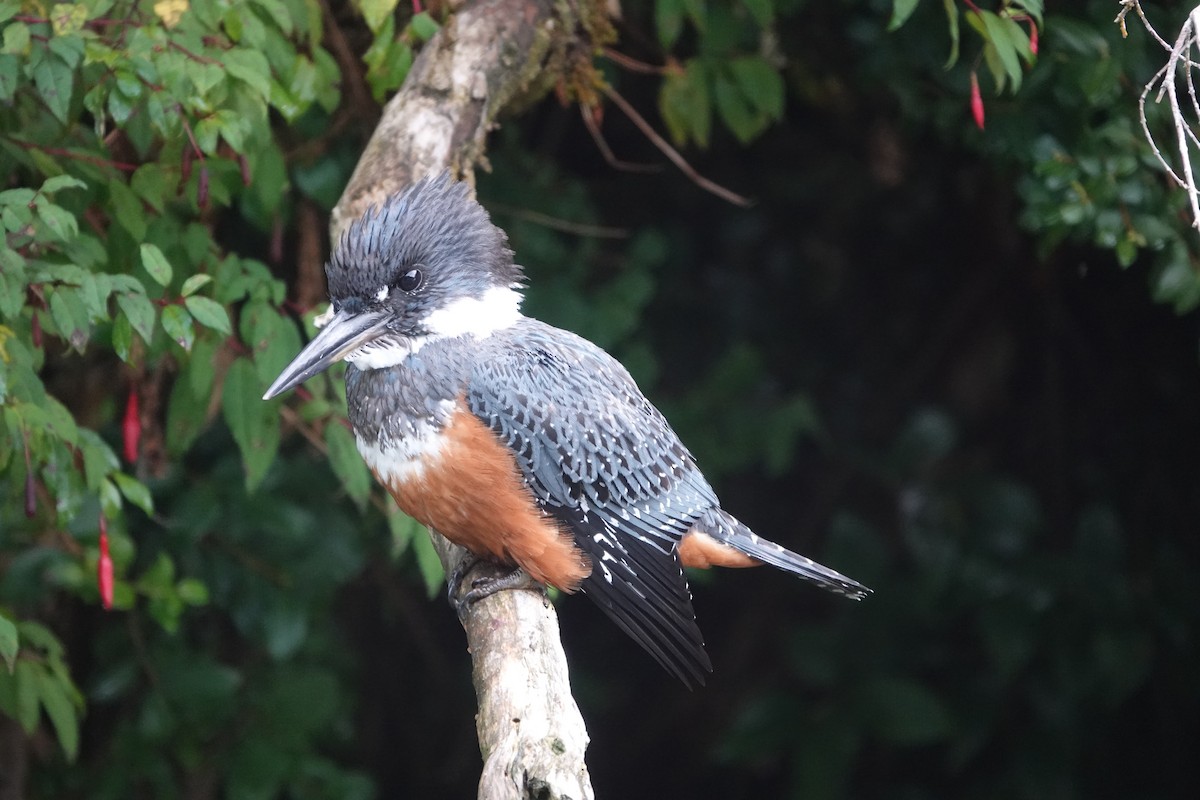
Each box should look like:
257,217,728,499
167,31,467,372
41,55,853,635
263,172,523,399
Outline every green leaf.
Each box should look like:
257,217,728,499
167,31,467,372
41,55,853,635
40,175,86,194
180,274,213,297
223,48,272,100
161,304,195,351
324,421,372,509
112,471,154,515
36,668,80,761
48,286,90,352
888,0,920,31
2,21,29,55
32,53,73,124
130,163,169,213
942,0,960,68
659,63,711,148
656,0,685,49
110,180,146,240
729,56,784,120
115,290,155,345
139,242,173,287
976,10,1022,93
222,357,280,491
410,11,440,41
184,296,231,334
0,53,18,101
13,660,38,732
0,612,16,672
714,75,762,143
165,370,208,455
35,201,78,242
359,0,399,33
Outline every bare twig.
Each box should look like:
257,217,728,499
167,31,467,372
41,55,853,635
579,103,663,173
600,83,754,207
488,201,630,238
1126,2,1200,231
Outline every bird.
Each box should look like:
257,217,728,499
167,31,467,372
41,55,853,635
264,172,870,686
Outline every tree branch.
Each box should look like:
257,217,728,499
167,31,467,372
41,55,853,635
330,2,595,798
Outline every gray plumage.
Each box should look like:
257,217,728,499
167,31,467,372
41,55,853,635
300,173,870,686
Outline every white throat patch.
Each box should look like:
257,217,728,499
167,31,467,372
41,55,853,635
424,284,523,339
344,285,523,371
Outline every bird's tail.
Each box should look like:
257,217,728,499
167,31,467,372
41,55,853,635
694,509,871,600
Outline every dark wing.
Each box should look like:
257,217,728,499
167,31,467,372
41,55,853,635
466,321,719,686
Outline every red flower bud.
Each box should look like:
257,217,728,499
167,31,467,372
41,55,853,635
123,385,140,463
98,514,114,610
970,71,985,130
1028,20,1038,56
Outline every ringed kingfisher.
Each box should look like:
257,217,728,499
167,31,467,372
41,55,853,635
264,173,869,686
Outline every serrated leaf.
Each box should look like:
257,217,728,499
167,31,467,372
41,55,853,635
139,243,172,286
180,274,212,297
223,48,271,100
165,371,208,455
184,296,230,334
35,201,78,242
2,21,29,55
410,10,439,41
222,357,280,491
110,181,146,240
0,613,16,672
48,286,90,352
32,53,73,124
161,304,194,350
130,163,169,212
0,53,18,101
656,0,684,49
660,64,711,148
116,290,155,345
359,0,398,33
324,421,371,509
36,667,80,760
714,75,763,143
729,56,784,120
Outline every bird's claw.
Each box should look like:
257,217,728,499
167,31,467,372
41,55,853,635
449,561,545,620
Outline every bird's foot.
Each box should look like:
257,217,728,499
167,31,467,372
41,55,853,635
449,559,545,620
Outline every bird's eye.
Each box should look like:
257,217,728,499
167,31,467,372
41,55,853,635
396,268,423,293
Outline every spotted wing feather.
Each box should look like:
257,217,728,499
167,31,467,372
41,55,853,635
466,320,718,686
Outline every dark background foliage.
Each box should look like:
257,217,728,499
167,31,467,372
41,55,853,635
1,1,1197,798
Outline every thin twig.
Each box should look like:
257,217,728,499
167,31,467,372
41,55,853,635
599,83,753,207
579,103,662,174
601,47,675,76
488,201,629,238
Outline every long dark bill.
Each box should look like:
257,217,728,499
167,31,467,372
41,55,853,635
262,310,391,400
